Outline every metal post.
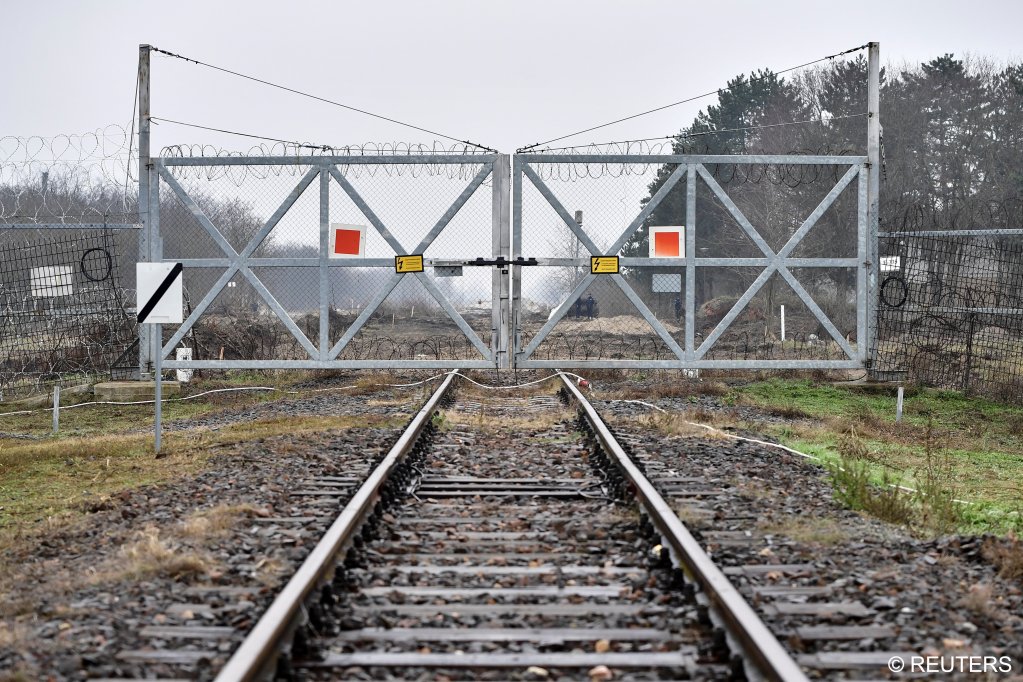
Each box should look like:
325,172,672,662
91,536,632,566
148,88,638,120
492,154,511,369
866,41,881,373
52,385,60,434
138,44,153,378
511,156,523,369
685,164,697,361
896,385,904,423
319,168,330,357
154,322,162,454
780,304,786,342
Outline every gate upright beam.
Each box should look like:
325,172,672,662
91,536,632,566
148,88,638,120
137,44,152,379
493,154,511,369
866,41,881,370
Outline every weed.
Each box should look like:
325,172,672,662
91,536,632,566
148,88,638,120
829,455,915,527
981,534,1023,581
758,516,849,545
180,503,260,539
114,527,211,581
957,582,996,618
913,418,962,535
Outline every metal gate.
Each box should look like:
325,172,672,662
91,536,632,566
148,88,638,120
145,153,509,372
512,153,873,369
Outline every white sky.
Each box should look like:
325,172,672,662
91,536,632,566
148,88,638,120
3,0,1022,154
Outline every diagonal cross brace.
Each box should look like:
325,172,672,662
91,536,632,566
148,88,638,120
159,166,319,358
694,163,862,360
324,162,494,360
519,163,688,362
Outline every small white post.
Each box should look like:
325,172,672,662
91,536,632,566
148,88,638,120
52,385,60,434
780,305,786,342
154,323,162,454
410,305,415,318
896,386,904,423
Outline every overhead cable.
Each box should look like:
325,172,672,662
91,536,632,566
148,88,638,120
148,46,497,153
529,113,870,153
516,43,870,152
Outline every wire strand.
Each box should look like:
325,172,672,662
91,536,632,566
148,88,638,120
529,113,870,153
516,43,870,152
148,46,497,153
150,117,325,150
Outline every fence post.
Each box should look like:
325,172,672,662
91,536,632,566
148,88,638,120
866,41,881,374
52,385,60,434
138,44,153,379
492,153,511,369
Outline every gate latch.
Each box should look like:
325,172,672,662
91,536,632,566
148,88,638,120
466,257,538,267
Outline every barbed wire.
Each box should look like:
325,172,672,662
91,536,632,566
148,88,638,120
522,141,859,184
0,125,137,223
158,140,493,183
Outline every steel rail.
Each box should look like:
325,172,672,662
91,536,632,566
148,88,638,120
558,373,810,682
214,371,457,682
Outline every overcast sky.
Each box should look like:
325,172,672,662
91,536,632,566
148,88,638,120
3,0,1022,155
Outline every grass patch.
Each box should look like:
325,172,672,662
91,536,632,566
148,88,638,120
108,526,212,582
732,379,1023,535
758,516,849,545
0,412,401,544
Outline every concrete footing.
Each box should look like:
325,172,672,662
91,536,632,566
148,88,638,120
94,381,181,402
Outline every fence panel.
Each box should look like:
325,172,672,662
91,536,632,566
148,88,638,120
152,154,502,371
513,154,870,370
875,229,1023,400
0,226,138,397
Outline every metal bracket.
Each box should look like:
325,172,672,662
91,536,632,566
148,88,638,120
465,256,538,268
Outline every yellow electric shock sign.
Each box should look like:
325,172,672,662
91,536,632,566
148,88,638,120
395,255,425,273
590,256,619,274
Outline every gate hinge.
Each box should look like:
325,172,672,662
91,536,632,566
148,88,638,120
466,257,538,267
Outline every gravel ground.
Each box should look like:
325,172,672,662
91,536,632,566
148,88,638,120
0,381,417,681
309,394,728,681
594,394,1023,681
3,373,1021,681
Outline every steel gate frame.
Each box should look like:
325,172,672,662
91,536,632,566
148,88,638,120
512,153,872,369
146,154,508,371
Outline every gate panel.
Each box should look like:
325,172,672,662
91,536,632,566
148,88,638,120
150,154,503,370
512,154,870,370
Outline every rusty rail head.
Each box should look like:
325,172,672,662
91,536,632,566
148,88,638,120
214,371,457,682
558,372,810,682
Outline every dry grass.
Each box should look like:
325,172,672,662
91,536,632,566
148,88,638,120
958,582,996,618
606,380,729,401
758,516,849,546
101,526,212,582
637,412,730,439
180,503,261,539
982,534,1023,581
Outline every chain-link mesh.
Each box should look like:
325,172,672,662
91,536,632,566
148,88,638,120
516,157,864,366
157,158,495,365
874,232,1023,401
0,228,136,397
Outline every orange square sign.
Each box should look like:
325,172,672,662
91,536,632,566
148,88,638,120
649,226,685,258
329,223,366,258
334,229,361,255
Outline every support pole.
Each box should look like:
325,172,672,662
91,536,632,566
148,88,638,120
866,41,881,374
138,44,153,379
154,323,162,454
492,154,511,369
52,385,61,434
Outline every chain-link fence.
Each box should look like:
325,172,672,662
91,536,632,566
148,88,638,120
874,230,1023,401
514,153,868,369
153,152,499,369
0,227,137,398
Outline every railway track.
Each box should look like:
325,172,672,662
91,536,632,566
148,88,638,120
203,372,806,681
